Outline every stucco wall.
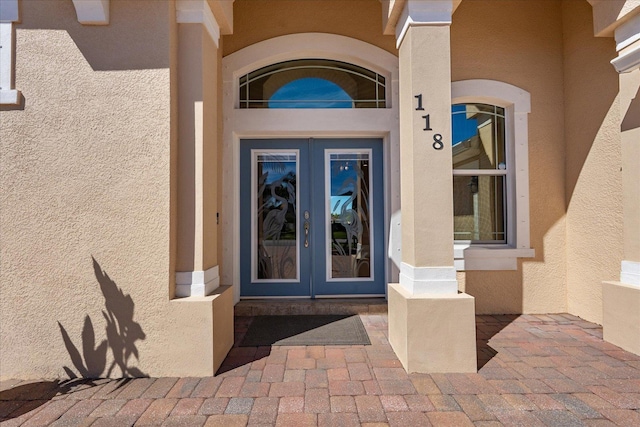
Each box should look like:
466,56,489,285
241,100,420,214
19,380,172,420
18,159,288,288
451,0,568,314
563,0,623,325
222,0,397,56
0,0,190,379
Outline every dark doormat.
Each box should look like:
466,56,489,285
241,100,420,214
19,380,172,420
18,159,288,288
239,315,371,347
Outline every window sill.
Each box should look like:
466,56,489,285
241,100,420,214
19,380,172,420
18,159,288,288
0,90,22,105
454,244,535,271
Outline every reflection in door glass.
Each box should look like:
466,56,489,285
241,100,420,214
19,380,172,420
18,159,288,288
255,153,298,280
329,153,372,279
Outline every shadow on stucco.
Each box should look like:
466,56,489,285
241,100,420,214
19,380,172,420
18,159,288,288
621,85,640,132
57,257,147,379
18,0,170,72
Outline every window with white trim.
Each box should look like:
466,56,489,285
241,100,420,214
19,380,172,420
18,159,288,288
452,104,506,243
451,80,534,270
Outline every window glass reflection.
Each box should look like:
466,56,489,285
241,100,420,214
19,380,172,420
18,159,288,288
453,175,506,242
452,104,506,170
269,78,353,108
328,153,372,279
239,59,386,109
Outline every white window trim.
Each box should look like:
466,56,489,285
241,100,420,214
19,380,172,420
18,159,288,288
451,80,534,271
0,0,21,105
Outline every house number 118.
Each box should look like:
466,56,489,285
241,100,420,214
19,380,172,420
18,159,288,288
414,94,443,150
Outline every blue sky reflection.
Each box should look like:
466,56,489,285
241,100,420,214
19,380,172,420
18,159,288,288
452,105,479,146
269,78,353,108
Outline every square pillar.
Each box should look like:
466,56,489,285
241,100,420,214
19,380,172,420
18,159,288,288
603,21,640,353
175,4,222,298
389,0,476,374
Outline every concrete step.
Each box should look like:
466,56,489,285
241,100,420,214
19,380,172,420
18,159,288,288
234,298,388,316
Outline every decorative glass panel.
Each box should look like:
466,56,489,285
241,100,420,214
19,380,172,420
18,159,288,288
328,152,372,279
453,175,506,242
239,59,386,109
255,153,298,280
452,104,506,170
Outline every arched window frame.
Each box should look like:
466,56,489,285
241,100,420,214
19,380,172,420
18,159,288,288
451,80,535,270
238,59,388,109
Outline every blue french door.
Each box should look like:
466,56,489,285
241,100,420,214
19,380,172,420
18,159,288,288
240,138,385,298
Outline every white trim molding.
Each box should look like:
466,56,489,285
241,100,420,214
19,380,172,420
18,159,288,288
71,0,109,25
0,1,21,105
451,80,534,270
612,42,640,73
399,263,458,295
395,0,453,48
176,0,220,47
611,12,640,73
621,260,640,287
176,265,220,297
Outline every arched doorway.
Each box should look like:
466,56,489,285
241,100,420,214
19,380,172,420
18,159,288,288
221,33,400,300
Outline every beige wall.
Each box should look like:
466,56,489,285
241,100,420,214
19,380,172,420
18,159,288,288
451,0,568,314
0,0,223,380
563,0,623,325
222,0,397,56
452,0,624,322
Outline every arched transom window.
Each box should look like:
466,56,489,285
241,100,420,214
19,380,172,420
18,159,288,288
239,59,386,109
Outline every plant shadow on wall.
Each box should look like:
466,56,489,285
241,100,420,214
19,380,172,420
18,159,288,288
57,257,147,379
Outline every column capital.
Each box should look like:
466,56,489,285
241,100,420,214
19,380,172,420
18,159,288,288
176,0,221,47
71,0,109,25
395,0,459,48
611,13,640,73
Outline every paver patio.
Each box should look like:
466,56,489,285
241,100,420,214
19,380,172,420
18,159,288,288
2,313,640,426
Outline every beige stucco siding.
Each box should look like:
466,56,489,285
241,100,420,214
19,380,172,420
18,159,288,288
222,0,397,56
563,0,623,325
451,0,568,314
0,0,183,379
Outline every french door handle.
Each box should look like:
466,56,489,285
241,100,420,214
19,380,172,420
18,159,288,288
304,220,310,248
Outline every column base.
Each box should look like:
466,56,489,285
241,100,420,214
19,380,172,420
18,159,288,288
167,285,234,376
175,265,220,297
603,281,640,355
388,282,477,373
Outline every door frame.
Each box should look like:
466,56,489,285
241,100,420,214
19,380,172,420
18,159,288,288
221,33,400,302
240,139,386,298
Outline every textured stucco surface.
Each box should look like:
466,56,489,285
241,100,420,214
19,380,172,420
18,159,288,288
451,0,568,315
563,0,623,325
222,0,397,56
0,0,224,380
0,0,634,379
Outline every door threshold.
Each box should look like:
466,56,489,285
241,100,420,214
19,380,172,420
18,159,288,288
235,297,388,316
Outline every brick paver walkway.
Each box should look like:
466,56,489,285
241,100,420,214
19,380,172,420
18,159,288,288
2,313,640,426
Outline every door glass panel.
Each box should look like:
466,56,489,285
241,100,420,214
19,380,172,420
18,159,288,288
327,152,372,280
254,152,298,281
